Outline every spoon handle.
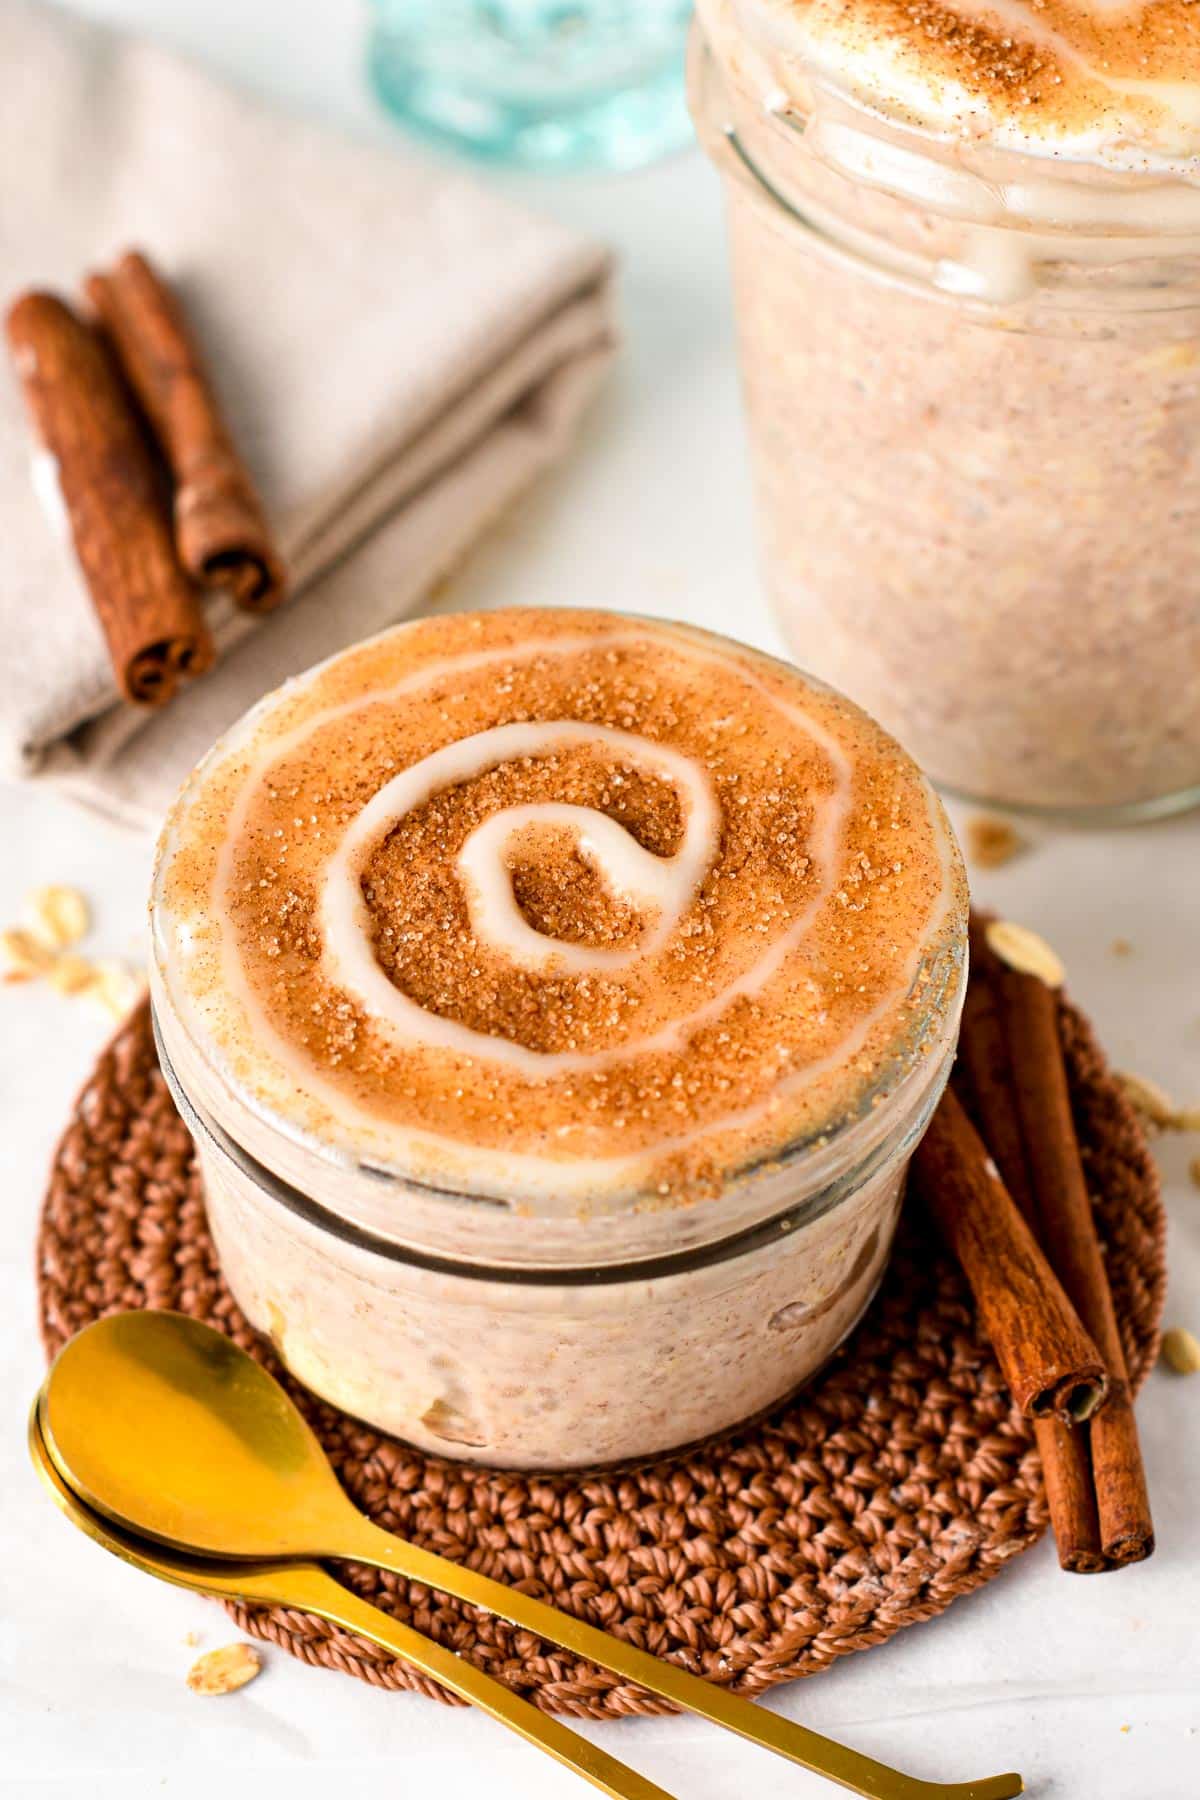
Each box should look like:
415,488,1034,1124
347,1520,1021,1800
282,1563,675,1800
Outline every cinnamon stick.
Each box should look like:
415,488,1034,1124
4,292,213,706
999,958,1155,1564
1037,1424,1106,1575
956,924,1038,1222
914,1086,1108,1425
956,923,1105,1574
85,250,287,613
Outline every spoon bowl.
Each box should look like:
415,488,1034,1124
31,1397,318,1596
40,1309,349,1558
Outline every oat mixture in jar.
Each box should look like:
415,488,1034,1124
151,609,966,1469
692,0,1200,817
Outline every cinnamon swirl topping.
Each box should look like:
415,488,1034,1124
154,610,966,1204
707,0,1200,169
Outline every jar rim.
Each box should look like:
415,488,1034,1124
690,21,1200,317
154,996,957,1282
691,16,1200,225
152,923,964,1270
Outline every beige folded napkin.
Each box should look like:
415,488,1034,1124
0,0,616,828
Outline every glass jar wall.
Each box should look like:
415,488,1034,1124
153,963,961,1471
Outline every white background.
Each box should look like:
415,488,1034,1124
1,3,1197,1796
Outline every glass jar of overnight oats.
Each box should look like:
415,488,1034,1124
150,609,966,1470
691,0,1200,818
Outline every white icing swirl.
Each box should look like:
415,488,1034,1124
321,722,721,1071
316,708,855,1078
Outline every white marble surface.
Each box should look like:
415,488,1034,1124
2,3,1198,1796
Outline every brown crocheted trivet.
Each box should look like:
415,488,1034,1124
37,997,1165,1718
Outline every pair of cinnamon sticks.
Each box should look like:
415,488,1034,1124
915,915,1154,1573
5,251,285,707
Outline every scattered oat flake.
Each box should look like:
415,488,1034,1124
27,884,89,949
183,1630,201,1647
965,815,1024,869
1115,1070,1179,1130
985,918,1065,988
1161,1327,1200,1375
1110,938,1133,957
47,952,98,996
1,925,54,982
87,958,145,1022
186,1642,262,1696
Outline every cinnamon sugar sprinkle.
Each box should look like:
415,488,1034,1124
736,0,1200,150
157,611,966,1198
360,752,686,1052
888,0,1055,100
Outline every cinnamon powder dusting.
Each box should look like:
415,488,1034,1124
158,610,966,1197
739,0,1200,148
893,0,1056,99
360,751,685,1051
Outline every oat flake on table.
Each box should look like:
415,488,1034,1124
186,1642,262,1696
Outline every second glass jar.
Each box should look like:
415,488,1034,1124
691,4,1200,820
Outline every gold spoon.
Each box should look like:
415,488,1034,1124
39,1310,1023,1800
28,1406,673,1800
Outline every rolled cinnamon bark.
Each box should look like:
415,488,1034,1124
1038,1422,1106,1575
956,924,1106,1573
5,292,213,706
914,1086,1109,1425
956,927,1038,1222
1000,962,1155,1564
85,250,287,613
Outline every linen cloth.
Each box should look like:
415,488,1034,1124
0,0,616,827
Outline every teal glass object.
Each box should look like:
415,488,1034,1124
367,2,694,171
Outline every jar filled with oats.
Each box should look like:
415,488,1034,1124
691,0,1200,818
151,609,966,1470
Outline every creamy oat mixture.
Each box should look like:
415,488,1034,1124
694,0,1200,813
152,610,965,1465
